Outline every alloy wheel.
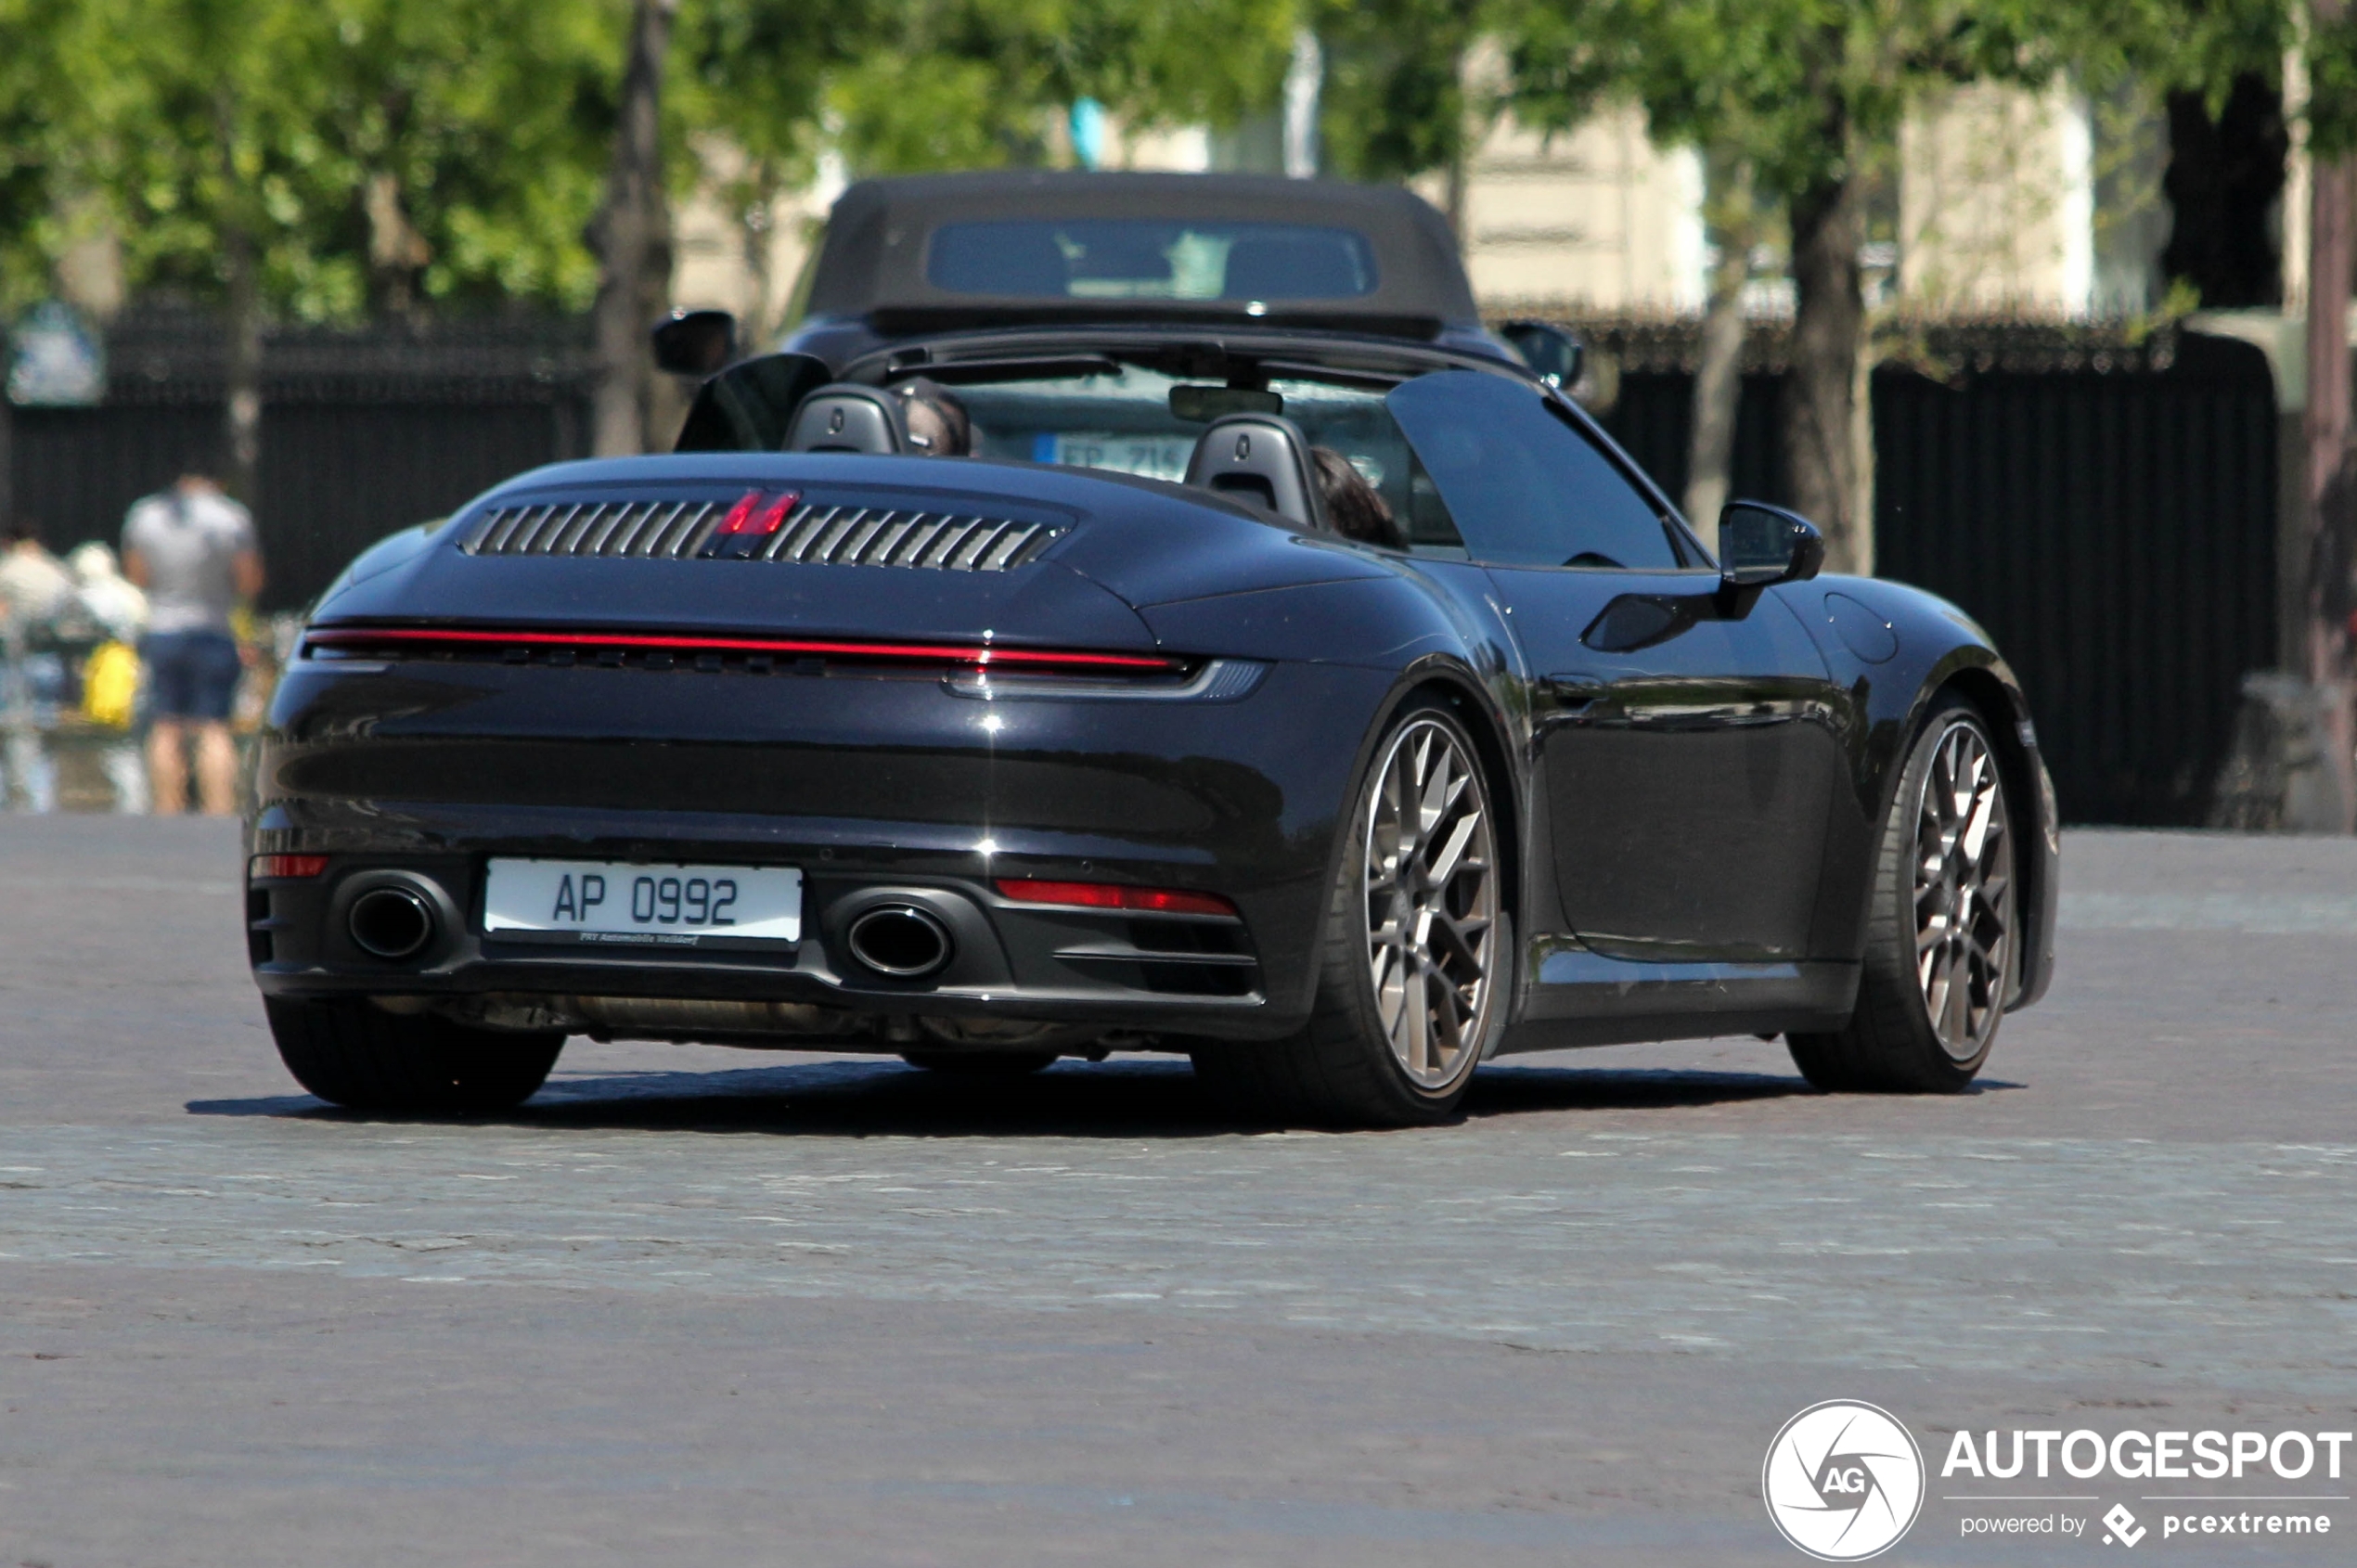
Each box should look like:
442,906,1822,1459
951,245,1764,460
1913,718,2014,1060
1363,717,1500,1088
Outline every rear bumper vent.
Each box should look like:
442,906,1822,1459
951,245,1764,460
462,498,1064,572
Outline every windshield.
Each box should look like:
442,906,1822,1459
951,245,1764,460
952,366,1462,552
926,220,1380,302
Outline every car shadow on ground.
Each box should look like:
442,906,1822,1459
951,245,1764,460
183,1053,1888,1137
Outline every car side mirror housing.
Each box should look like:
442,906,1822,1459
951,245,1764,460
1719,501,1825,588
1499,320,1584,390
652,309,739,377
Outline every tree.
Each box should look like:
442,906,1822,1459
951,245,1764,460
54,0,335,498
57,0,626,485
0,0,86,534
676,0,871,341
814,0,1299,176
591,0,676,456
0,0,77,318
1505,0,2115,572
310,0,621,316
1316,0,1490,236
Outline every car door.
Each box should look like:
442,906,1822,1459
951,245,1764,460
1386,371,1844,963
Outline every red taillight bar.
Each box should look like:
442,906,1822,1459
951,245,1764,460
303,625,1182,675
995,878,1238,918
251,855,328,879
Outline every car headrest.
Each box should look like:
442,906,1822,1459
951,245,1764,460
1183,414,1324,529
785,384,907,454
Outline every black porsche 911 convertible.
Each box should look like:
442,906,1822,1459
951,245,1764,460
246,172,2057,1126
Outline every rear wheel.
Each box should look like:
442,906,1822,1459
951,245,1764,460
264,996,563,1113
1788,697,2016,1092
1193,700,1509,1126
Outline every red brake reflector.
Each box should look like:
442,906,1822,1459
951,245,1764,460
750,493,798,534
251,855,328,880
995,879,1237,918
715,492,763,534
719,490,799,535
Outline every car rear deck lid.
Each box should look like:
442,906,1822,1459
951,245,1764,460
460,495,1066,572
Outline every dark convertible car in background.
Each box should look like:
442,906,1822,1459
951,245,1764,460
244,172,2057,1125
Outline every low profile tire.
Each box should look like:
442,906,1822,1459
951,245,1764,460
264,996,564,1113
1788,695,2018,1093
899,1050,1057,1076
1193,700,1511,1127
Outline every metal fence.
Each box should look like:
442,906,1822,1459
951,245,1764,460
1588,329,2280,826
5,310,593,614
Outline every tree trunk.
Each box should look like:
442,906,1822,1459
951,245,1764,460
2300,135,2357,829
1783,150,1866,572
1684,150,1756,549
591,0,678,456
1443,134,1469,251
0,386,13,539
214,87,262,504
221,225,263,504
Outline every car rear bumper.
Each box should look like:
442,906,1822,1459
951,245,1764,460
248,850,1306,1041
247,656,1401,1042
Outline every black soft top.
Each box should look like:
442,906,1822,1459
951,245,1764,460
805,172,1479,340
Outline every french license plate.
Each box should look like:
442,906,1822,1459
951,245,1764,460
1050,431,1193,482
482,858,802,947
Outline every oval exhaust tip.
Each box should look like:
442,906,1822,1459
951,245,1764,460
349,886,436,960
845,905,952,978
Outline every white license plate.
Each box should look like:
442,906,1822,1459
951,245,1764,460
482,858,802,947
1050,431,1194,482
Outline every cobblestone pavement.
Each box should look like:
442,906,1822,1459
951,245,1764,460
2,820,2354,1565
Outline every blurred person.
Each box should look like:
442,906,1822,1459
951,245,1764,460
1309,446,1404,548
0,526,71,812
893,378,971,456
69,542,150,814
69,541,147,641
0,525,73,624
122,474,263,816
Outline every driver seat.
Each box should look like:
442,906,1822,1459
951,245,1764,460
1183,414,1324,529
785,384,908,454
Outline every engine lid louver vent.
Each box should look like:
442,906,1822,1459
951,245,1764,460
460,498,1065,572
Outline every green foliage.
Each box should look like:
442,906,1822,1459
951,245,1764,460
1501,0,2311,199
319,0,625,312
21,0,2323,335
47,0,625,322
2309,10,2357,161
813,0,1299,176
1314,0,1488,183
0,0,76,315
679,0,869,187
1504,0,2048,200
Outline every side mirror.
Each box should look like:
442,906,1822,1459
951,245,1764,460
651,309,738,377
1719,501,1824,588
1499,320,1584,390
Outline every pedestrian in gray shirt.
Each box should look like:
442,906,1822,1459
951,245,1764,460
122,474,264,815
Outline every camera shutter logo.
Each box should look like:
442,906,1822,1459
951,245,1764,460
1762,1400,1926,1561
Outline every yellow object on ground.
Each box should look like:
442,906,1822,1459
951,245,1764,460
82,640,140,729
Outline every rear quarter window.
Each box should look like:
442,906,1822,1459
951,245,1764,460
1385,370,1681,570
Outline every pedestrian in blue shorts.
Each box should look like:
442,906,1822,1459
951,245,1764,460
122,474,264,815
